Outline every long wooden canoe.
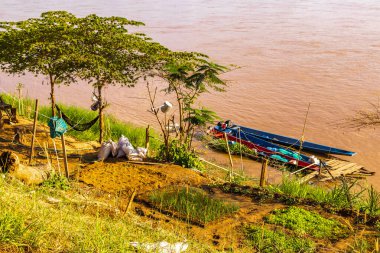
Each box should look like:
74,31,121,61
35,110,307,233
212,126,319,170
235,125,356,156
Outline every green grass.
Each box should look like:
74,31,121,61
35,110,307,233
149,187,239,224
363,185,380,216
244,225,316,253
269,176,364,209
264,206,349,239
1,93,160,150
0,175,215,252
207,138,258,157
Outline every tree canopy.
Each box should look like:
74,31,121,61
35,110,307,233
0,11,229,146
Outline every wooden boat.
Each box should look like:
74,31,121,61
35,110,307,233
212,125,319,171
232,124,356,156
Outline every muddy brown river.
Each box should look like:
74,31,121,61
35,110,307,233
0,0,379,187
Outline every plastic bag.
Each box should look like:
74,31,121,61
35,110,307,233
98,141,112,161
137,147,147,158
110,141,118,157
116,135,130,158
122,144,135,156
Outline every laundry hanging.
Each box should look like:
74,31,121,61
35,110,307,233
48,116,68,138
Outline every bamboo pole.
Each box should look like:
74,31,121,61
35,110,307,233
238,127,244,172
59,112,69,178
145,125,150,156
297,103,311,167
224,132,234,181
125,189,137,215
28,99,39,165
260,159,268,187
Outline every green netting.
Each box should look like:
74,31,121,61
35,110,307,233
55,105,99,132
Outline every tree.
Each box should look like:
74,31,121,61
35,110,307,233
76,14,170,143
0,11,82,116
147,54,227,160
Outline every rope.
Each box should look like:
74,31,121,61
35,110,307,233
52,139,61,175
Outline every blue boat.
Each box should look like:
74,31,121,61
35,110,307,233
213,125,320,170
231,124,356,156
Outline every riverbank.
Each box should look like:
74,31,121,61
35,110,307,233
1,109,380,252
2,73,378,191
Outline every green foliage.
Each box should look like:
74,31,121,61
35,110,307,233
184,107,219,127
269,176,365,209
154,60,227,152
158,140,204,170
0,11,81,81
244,225,316,253
42,173,70,190
265,206,348,239
362,185,380,216
149,187,239,224
208,138,258,157
0,212,43,249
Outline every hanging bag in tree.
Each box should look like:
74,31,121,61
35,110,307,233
48,116,68,138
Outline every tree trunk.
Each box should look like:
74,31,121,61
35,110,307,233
98,85,104,144
49,74,55,117
177,98,184,143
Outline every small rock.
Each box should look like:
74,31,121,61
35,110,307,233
46,196,61,204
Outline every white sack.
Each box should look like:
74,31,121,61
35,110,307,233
98,141,112,161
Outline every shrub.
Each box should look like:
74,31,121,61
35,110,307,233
157,140,204,170
42,173,70,190
264,206,349,239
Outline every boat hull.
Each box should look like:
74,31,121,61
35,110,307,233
212,126,319,171
236,125,356,156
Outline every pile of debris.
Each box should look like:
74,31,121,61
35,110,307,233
98,135,147,161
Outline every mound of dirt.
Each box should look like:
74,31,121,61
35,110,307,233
78,161,210,194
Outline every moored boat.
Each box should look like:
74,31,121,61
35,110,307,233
212,125,320,171
224,122,356,156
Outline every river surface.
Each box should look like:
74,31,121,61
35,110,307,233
0,0,379,187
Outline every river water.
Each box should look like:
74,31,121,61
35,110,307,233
0,0,379,187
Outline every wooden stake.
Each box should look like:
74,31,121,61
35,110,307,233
125,189,137,215
224,132,234,181
145,125,150,156
59,112,69,178
238,127,244,172
29,99,39,165
260,159,268,187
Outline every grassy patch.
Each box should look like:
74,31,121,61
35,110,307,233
265,206,349,239
244,225,316,253
149,187,239,224
269,176,364,209
1,93,160,150
41,173,70,190
0,175,215,252
207,138,258,157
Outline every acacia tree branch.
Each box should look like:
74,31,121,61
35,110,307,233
146,81,167,142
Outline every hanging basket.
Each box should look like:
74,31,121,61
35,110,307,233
48,116,68,138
